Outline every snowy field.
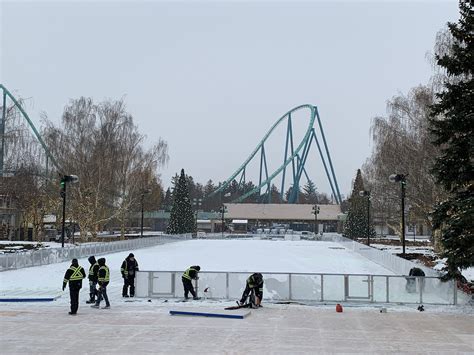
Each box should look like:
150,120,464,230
0,239,473,354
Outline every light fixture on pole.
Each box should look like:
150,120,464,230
140,188,151,238
389,174,407,257
359,190,371,246
60,175,79,248
312,205,320,234
219,205,228,237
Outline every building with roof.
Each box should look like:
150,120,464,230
224,203,342,233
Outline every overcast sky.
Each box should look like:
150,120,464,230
0,0,459,197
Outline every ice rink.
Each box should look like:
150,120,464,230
1,239,472,353
0,239,394,297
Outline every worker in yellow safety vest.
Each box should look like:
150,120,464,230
62,258,86,315
91,258,111,309
182,265,201,300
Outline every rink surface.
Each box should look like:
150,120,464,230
1,239,472,353
1,300,473,354
0,239,393,296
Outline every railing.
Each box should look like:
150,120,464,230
135,270,463,305
322,234,439,276
0,234,192,271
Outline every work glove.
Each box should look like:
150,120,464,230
62,284,66,291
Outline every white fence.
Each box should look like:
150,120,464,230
135,270,461,305
322,234,439,276
0,234,192,271
197,233,438,276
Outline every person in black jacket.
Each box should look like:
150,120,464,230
121,253,139,297
62,258,86,315
406,267,425,293
86,256,99,304
239,273,264,308
91,258,110,309
182,265,201,300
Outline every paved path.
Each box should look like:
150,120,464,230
1,301,473,354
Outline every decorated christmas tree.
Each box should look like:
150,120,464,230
343,169,376,241
166,169,195,234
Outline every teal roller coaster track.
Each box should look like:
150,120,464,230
0,84,61,177
208,104,342,204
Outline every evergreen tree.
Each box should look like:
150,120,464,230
269,184,281,203
429,1,474,276
161,188,173,212
166,169,195,234
302,180,318,204
343,169,376,240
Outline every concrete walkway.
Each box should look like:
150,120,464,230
1,301,473,354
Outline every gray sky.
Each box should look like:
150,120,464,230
0,0,459,197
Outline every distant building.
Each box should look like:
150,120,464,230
224,203,342,233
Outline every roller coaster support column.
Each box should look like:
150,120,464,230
0,91,6,176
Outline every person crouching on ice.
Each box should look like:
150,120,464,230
240,273,264,308
182,265,201,300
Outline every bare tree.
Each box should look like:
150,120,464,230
363,86,445,241
43,97,168,241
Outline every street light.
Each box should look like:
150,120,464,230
219,205,228,237
193,198,202,235
312,205,320,234
140,189,151,238
359,190,371,246
60,174,79,248
389,174,407,257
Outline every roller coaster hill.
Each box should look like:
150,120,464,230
207,104,342,205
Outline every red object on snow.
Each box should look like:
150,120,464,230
336,304,343,313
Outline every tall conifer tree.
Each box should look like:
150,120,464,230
343,169,375,240
167,169,195,234
429,1,473,276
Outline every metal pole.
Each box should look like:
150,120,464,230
314,208,317,233
221,206,224,238
140,193,144,238
401,181,406,257
367,195,371,246
61,180,66,248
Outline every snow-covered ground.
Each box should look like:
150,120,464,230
1,239,472,354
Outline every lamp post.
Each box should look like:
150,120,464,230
60,175,79,248
312,205,320,234
219,205,227,237
389,174,407,257
359,190,371,246
140,189,151,238
193,198,202,235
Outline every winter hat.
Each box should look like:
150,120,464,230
72,258,78,266
98,258,106,266
195,266,201,271
88,256,96,264
128,253,134,258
